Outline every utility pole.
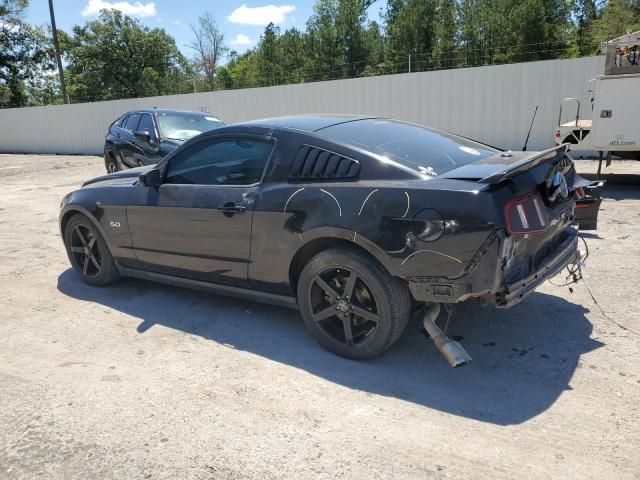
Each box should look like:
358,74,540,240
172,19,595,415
408,53,411,74
48,0,69,104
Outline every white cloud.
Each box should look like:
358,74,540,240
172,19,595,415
228,4,295,26
81,0,157,18
231,33,252,45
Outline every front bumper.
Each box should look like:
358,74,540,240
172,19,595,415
406,227,578,308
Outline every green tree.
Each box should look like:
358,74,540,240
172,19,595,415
64,9,190,102
430,0,457,68
0,0,56,107
305,0,340,80
385,0,438,72
257,23,283,85
280,28,306,83
224,50,262,88
589,0,640,44
336,0,373,76
362,21,386,75
574,0,599,55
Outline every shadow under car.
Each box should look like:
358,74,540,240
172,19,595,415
57,269,602,426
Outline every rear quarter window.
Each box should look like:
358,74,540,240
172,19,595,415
315,119,498,176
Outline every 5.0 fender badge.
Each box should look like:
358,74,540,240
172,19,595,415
110,221,121,228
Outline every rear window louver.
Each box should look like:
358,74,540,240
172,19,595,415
289,145,360,180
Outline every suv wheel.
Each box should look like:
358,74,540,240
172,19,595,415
105,152,118,173
297,247,411,359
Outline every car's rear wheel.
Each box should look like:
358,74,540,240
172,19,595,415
64,214,120,286
105,152,118,173
297,247,410,359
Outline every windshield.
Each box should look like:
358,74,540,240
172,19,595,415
315,119,498,176
157,113,224,141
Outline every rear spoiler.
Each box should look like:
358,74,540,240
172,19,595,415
479,144,569,184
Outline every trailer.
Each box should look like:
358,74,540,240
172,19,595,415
554,32,640,175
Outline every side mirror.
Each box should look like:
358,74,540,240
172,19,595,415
139,168,161,187
134,130,151,142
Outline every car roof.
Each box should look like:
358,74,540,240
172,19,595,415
237,114,379,132
124,109,216,117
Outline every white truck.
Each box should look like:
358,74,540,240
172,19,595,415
555,32,640,175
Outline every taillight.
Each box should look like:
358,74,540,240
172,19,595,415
575,187,585,199
505,192,548,235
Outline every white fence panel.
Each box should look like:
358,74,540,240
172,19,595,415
0,56,603,155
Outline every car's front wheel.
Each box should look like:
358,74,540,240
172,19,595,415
105,152,119,173
63,214,120,286
297,247,411,359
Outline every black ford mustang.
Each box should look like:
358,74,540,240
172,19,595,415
61,115,592,362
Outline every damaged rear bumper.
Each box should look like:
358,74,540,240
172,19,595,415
496,230,577,307
406,227,578,308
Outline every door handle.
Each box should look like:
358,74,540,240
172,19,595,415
217,204,247,214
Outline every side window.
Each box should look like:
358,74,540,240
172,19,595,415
137,114,157,141
165,138,273,186
122,113,141,132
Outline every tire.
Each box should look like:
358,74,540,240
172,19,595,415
105,151,119,173
297,247,411,359
63,214,120,287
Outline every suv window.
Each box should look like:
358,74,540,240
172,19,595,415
137,114,157,141
165,138,273,186
122,113,141,132
315,119,498,176
157,112,225,141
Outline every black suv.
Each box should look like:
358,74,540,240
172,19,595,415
103,109,224,173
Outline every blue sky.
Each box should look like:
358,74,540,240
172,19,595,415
26,0,383,57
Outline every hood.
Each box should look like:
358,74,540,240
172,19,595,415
82,164,155,188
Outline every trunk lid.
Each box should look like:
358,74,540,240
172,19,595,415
440,145,579,184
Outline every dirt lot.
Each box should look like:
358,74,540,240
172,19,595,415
1,154,639,480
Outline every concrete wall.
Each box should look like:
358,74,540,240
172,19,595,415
0,56,604,155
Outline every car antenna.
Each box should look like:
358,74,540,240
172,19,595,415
522,105,539,151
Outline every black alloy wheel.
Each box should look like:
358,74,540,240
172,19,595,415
309,267,379,347
298,247,411,359
64,214,120,286
69,224,102,278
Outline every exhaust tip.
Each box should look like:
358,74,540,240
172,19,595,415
439,341,473,368
422,303,473,368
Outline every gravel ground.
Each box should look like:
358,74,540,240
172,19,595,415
1,154,639,480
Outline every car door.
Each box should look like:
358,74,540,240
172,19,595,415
119,113,142,168
126,135,275,288
130,113,164,166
